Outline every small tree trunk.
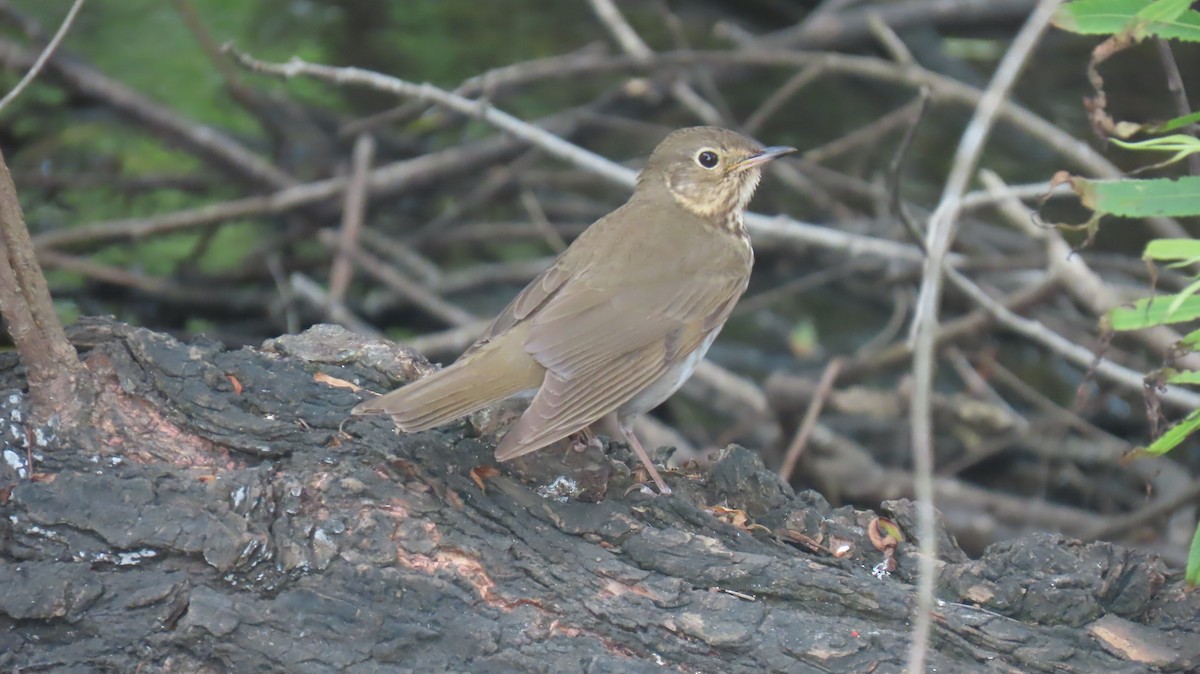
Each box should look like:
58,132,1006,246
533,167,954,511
0,145,85,426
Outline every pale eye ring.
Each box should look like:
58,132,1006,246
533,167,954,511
696,150,719,169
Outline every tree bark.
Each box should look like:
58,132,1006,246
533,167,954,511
0,319,1195,673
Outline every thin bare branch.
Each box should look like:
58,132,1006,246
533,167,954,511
328,134,376,305
0,0,85,115
779,358,844,482
905,3,1062,670
317,230,475,328
587,0,722,124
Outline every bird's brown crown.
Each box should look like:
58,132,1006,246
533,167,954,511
637,126,790,232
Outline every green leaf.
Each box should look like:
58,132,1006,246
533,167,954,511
1054,0,1200,41
1143,408,1200,455
1137,0,1194,23
1147,109,1200,134
1188,522,1200,585
1073,176,1200,217
1110,294,1200,330
1180,328,1200,352
1143,238,1200,263
1167,277,1200,318
1165,369,1200,385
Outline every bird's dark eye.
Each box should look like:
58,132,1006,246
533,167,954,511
696,150,719,169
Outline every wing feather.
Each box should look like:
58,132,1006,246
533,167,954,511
494,270,747,460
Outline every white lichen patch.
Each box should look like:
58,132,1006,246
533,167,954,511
536,475,581,502
3,448,28,478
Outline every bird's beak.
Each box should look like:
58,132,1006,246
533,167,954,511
732,145,797,172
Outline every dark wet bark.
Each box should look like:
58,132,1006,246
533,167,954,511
0,319,1196,673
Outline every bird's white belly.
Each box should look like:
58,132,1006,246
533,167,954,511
619,329,720,419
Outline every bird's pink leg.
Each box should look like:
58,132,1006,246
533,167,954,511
618,420,671,495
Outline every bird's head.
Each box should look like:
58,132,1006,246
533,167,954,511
639,126,796,224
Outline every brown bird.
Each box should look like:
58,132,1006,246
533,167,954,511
353,127,795,493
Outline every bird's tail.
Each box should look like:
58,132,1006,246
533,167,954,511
352,335,543,431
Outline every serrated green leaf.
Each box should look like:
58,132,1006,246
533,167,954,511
1188,523,1200,585
1143,408,1200,455
1054,0,1200,41
1075,176,1200,217
1166,369,1200,385
1110,294,1200,330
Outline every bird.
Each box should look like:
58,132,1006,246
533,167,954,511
352,126,796,494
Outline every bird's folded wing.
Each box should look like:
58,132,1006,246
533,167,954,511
493,272,744,460
463,259,575,356
525,272,742,373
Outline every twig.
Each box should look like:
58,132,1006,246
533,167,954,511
762,159,856,222
227,46,637,185
411,148,542,240
339,44,609,138
359,229,442,288
1154,39,1200,176
230,44,1174,253
328,134,376,306
38,250,266,309
733,264,865,316
945,265,1200,411
265,253,298,335
778,358,843,482
0,36,296,190
518,187,567,253
960,180,1062,210
34,132,528,251
653,0,736,123
866,12,915,65
172,0,259,113
846,276,1055,377
804,97,924,165
1083,480,1200,541
983,356,1115,442
587,0,722,125
743,64,824,135
415,221,589,251
980,169,1200,372
0,0,84,115
801,418,1117,541
316,230,475,328
758,0,1038,49
856,287,913,359
225,46,936,266
905,3,1062,670
436,256,554,295
212,43,1172,214
887,88,932,251
686,359,781,450
944,346,1026,430
400,321,490,360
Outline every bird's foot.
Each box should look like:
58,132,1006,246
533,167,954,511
567,426,603,454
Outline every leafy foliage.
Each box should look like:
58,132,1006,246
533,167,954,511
1054,0,1200,584
1053,0,1200,41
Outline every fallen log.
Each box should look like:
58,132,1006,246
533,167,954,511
0,319,1195,672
